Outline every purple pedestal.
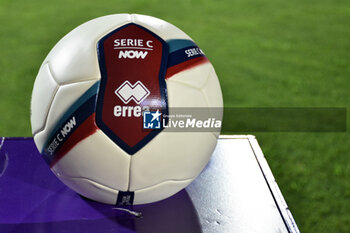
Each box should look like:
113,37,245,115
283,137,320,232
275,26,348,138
0,136,299,233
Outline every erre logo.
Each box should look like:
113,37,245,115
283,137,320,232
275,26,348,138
114,81,151,118
115,81,150,104
114,38,153,59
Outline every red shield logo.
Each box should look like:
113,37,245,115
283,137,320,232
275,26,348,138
96,24,168,154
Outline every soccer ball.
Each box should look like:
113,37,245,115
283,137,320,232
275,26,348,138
30,14,223,205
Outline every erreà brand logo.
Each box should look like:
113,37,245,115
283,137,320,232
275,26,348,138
115,81,150,104
114,38,153,59
113,81,151,118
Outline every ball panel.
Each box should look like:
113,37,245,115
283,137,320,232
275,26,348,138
129,132,217,190
43,14,132,84
33,80,97,152
133,178,193,205
95,23,169,154
131,14,192,41
165,62,213,90
52,130,131,191
201,67,224,138
31,63,58,134
57,174,118,205
201,66,223,108
33,128,51,155
166,79,209,108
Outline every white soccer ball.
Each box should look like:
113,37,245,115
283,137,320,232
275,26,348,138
30,14,223,205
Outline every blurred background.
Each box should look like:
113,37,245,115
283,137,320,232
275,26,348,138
0,0,349,232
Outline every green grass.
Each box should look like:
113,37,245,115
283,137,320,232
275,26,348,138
0,0,350,232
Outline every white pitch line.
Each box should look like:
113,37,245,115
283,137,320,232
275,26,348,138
0,137,4,151
0,137,8,177
113,207,143,218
